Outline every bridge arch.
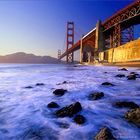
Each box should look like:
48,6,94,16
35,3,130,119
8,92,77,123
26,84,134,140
82,41,95,63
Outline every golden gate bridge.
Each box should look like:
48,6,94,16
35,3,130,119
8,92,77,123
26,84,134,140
58,0,140,64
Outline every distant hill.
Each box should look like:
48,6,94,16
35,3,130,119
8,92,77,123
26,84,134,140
0,52,62,64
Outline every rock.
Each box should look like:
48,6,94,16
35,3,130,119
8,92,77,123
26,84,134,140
95,127,116,140
115,74,125,78
101,82,114,86
115,101,139,109
53,89,67,96
125,108,140,127
130,72,140,78
62,81,67,84
127,74,136,80
47,102,59,108
130,72,137,75
56,81,68,85
36,83,45,86
24,86,33,89
56,102,82,117
118,68,128,71
74,115,86,124
88,92,104,100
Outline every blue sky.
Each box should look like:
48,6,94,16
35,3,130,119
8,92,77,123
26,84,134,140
0,0,138,58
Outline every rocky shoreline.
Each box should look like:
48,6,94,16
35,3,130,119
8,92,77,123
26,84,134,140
23,67,140,139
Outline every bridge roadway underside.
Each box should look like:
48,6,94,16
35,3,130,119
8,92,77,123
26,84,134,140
104,15,140,35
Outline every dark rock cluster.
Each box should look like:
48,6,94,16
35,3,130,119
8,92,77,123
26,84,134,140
127,74,136,80
127,72,140,80
49,88,87,125
55,102,82,117
24,83,45,89
45,67,140,138
130,72,139,77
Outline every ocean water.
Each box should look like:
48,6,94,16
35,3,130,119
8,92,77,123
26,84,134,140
0,64,140,140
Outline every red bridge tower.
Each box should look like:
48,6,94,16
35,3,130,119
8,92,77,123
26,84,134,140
66,22,74,63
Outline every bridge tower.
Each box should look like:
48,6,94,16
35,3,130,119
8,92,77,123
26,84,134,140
58,49,61,59
66,22,74,63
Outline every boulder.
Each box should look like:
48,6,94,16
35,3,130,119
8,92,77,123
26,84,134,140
88,92,104,100
47,102,59,108
36,83,45,86
101,82,114,86
130,72,140,78
115,74,125,78
95,127,116,140
56,102,82,117
53,89,67,96
118,68,128,71
125,108,140,127
74,115,86,124
62,81,67,84
115,101,139,109
127,74,136,80
24,86,33,89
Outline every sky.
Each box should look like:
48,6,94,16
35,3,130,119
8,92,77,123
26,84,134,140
0,0,139,58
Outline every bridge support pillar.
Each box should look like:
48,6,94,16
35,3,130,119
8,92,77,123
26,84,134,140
113,24,121,48
95,20,105,61
67,53,74,63
66,22,74,63
80,37,83,63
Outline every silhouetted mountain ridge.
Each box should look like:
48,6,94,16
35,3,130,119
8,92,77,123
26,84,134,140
0,52,61,63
